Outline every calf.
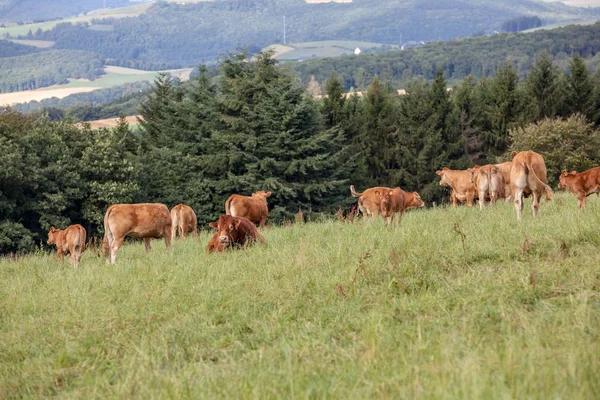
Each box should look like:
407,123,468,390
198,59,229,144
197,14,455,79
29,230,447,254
170,204,198,239
47,224,86,269
103,203,172,264
510,150,553,220
558,166,600,209
225,191,271,228
435,168,477,207
207,215,264,252
350,185,393,217
468,164,505,210
380,188,425,225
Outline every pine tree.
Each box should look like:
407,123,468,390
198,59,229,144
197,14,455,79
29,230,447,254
526,51,561,120
563,55,595,120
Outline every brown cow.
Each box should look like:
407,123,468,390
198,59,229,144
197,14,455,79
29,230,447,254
350,185,392,217
207,215,264,252
510,151,553,220
495,161,513,202
435,168,477,207
558,166,600,209
170,204,198,239
47,224,86,269
225,191,271,228
467,164,505,210
380,188,425,225
103,203,172,264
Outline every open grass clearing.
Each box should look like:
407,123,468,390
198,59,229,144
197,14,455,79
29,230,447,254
1,192,599,397
7,39,55,48
0,66,192,106
267,40,387,61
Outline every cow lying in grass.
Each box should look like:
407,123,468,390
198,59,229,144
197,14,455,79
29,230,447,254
207,215,264,253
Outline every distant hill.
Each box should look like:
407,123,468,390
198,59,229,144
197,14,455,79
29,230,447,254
0,0,131,23
7,0,599,68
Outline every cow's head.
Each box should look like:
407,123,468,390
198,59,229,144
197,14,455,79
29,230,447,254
47,227,58,244
210,215,242,247
435,168,451,186
252,191,272,200
409,192,425,208
558,170,576,189
378,189,394,211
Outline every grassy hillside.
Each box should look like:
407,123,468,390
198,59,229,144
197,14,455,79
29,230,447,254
1,192,599,397
268,40,392,61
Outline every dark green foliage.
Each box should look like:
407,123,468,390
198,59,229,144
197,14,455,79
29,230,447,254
501,16,542,33
526,51,562,120
562,56,596,121
0,50,104,93
0,39,39,58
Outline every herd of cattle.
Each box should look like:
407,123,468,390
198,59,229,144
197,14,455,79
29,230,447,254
46,150,600,269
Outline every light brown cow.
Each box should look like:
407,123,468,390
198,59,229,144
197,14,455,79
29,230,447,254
207,215,264,252
380,188,425,225
510,150,553,220
350,185,392,217
495,161,513,202
558,166,600,209
47,224,86,269
435,168,477,207
467,164,505,210
170,204,198,239
103,203,172,264
225,191,271,228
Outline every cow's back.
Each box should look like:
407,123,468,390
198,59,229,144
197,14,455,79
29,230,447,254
106,203,171,239
227,195,267,224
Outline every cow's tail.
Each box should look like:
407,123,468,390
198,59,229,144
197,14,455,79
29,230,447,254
225,197,233,215
103,206,114,254
350,185,363,198
524,160,554,201
77,225,86,251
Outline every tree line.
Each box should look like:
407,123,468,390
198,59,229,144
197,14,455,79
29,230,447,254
1,49,600,254
0,49,104,93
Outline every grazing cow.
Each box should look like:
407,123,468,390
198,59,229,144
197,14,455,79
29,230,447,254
170,204,198,239
510,150,553,220
350,185,392,217
225,191,271,228
435,168,477,207
380,188,425,225
467,164,505,210
207,215,264,252
47,224,86,269
558,166,600,209
103,203,172,264
495,161,513,202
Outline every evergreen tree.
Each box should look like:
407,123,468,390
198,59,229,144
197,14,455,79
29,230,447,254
563,55,595,121
453,75,485,163
526,51,561,120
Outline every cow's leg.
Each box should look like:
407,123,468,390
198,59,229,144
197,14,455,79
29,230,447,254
171,223,177,240
259,218,266,229
110,239,123,264
73,244,82,269
180,223,187,239
144,238,152,253
478,190,486,210
514,188,524,221
532,190,541,217
58,249,65,264
164,226,172,252
466,193,474,207
577,195,586,209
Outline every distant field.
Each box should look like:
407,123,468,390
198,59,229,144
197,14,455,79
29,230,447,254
541,0,600,5
268,41,388,61
0,2,153,37
305,0,352,2
0,66,193,106
523,18,599,32
8,39,55,48
81,115,141,129
1,192,599,397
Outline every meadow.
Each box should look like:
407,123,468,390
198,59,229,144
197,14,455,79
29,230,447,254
1,192,599,398
269,41,388,61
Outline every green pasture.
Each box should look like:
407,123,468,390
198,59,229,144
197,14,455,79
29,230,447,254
1,192,599,398
269,41,389,61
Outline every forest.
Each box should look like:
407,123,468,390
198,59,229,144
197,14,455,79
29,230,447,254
293,22,600,90
0,39,39,58
0,49,105,93
2,48,600,254
12,0,599,67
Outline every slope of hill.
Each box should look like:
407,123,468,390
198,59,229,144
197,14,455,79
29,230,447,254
0,0,132,23
292,21,600,89
1,193,599,397
9,0,600,67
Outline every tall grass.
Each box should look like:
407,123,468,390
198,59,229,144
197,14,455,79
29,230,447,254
1,193,599,398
